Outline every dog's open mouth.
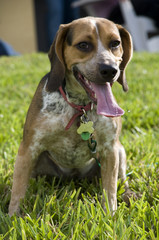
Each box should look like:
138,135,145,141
73,67,97,103
73,67,124,117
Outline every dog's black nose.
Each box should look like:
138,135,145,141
99,64,118,81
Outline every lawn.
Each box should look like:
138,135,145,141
0,53,159,239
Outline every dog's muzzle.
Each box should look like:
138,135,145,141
72,66,124,117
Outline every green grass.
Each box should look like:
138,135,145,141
0,53,159,239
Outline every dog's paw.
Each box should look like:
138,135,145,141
8,202,20,217
122,189,138,206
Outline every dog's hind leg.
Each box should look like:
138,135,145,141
118,142,137,204
118,142,129,189
31,151,64,178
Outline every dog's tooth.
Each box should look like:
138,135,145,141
86,80,89,85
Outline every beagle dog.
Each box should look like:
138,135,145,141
9,17,133,216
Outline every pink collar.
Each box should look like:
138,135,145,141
59,86,93,130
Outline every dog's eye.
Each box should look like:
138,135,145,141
76,42,92,52
110,40,120,50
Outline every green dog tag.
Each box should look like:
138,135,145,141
81,132,91,141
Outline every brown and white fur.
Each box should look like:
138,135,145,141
9,17,133,216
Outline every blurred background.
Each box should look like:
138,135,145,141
0,0,159,55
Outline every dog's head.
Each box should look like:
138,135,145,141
47,17,133,116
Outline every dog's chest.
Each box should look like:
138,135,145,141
33,116,95,168
47,132,94,168
31,91,118,168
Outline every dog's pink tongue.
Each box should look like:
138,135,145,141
91,82,124,117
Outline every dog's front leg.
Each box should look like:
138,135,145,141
101,144,119,214
9,142,35,216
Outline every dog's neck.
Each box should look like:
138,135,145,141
65,70,91,106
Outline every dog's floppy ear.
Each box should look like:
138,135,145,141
47,24,70,92
117,25,133,92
